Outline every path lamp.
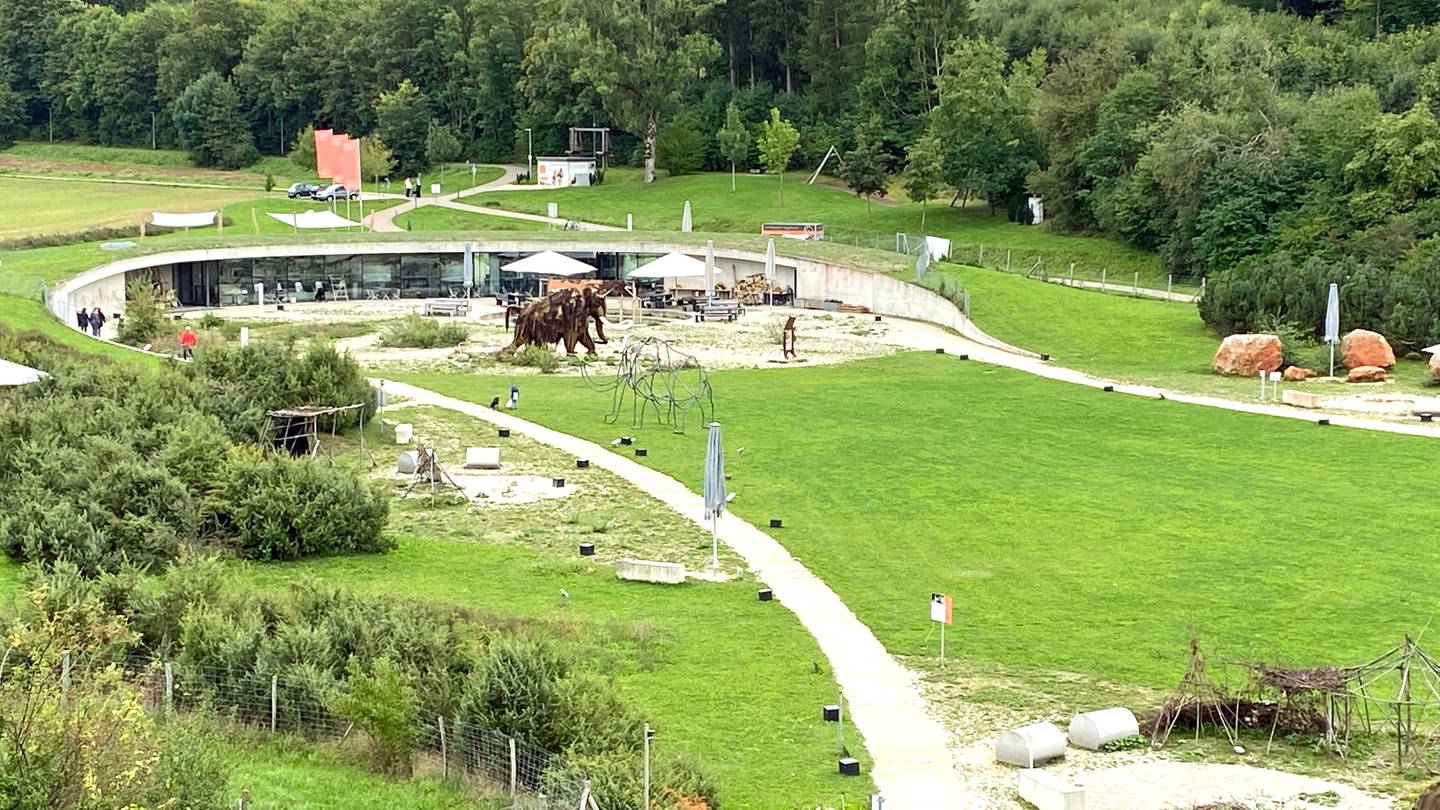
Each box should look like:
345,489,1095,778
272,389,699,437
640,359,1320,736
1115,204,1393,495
642,722,655,810
525,127,533,184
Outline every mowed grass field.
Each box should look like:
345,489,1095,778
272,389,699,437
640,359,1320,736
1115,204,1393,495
393,352,1440,687
469,168,1162,282
0,177,259,241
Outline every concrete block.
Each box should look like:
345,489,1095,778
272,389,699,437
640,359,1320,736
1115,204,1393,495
1067,708,1139,750
615,558,685,584
1017,769,1084,810
464,446,501,469
1283,389,1321,409
996,722,1066,767
395,423,413,444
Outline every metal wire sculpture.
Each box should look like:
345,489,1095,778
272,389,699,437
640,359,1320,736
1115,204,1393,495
582,337,714,432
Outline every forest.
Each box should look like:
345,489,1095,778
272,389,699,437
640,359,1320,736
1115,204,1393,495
6,0,1440,341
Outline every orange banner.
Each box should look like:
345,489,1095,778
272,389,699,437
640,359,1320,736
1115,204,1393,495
334,136,360,189
313,128,334,178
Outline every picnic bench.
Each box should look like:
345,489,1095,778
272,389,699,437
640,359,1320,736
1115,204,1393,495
697,299,745,322
423,299,470,317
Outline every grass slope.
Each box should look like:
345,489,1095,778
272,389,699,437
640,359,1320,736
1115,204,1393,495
392,204,554,232
470,169,1161,282
393,354,1440,687
0,177,260,241
242,540,873,808
228,737,489,809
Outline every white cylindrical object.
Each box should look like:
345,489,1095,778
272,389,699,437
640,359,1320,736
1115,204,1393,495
1068,707,1139,750
396,450,420,474
995,721,1066,767
395,423,413,444
239,326,249,346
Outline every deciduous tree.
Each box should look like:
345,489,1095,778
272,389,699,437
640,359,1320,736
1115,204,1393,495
716,101,750,190
757,107,800,205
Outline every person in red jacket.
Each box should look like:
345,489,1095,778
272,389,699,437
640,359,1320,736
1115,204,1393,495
180,325,197,360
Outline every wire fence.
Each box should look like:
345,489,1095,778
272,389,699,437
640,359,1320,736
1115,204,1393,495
37,654,601,810
825,227,1204,302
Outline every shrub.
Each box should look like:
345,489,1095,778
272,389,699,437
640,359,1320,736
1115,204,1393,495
117,279,167,346
211,447,392,561
457,639,568,755
379,314,470,348
327,656,420,776
509,344,560,372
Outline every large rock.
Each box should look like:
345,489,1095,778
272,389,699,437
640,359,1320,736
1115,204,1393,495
1213,334,1283,376
1347,365,1387,383
1341,329,1395,369
1282,366,1315,382
1429,351,1440,385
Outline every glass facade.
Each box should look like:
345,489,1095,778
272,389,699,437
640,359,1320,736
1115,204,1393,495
149,250,664,307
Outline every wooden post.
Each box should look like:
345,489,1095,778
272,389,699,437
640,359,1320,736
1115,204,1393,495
1005,249,1011,272
60,650,70,696
1168,274,1173,296
1133,272,1140,297
238,789,250,810
250,208,259,235
1068,263,1074,284
438,716,448,780
509,736,518,798
164,662,173,715
270,675,277,733
977,245,983,265
1101,268,1107,288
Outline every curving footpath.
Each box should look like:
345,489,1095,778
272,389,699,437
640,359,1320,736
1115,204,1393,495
363,166,620,233
377,379,973,809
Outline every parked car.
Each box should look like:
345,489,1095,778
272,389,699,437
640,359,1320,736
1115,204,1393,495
286,182,320,199
312,184,359,202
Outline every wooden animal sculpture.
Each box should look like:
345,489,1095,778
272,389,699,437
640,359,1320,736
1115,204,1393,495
499,287,609,358
781,316,798,359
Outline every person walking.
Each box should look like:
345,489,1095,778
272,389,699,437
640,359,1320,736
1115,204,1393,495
88,307,105,337
179,325,197,360
403,177,411,198
75,307,88,331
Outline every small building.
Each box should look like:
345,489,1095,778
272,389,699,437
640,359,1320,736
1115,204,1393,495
761,222,825,241
536,156,597,187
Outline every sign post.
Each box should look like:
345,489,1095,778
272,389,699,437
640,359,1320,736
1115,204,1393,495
930,593,953,666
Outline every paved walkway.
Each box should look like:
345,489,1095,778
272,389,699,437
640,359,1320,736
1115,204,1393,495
377,380,970,808
363,166,621,233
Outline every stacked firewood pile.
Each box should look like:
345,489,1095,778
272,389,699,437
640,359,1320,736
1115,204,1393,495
733,273,786,304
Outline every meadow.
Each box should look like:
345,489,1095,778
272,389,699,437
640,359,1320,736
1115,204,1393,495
0,176,260,241
392,352,1440,689
469,169,1164,284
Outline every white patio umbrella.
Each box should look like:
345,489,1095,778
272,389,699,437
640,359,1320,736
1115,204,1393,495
1324,282,1340,377
705,240,716,299
0,358,49,386
629,252,706,280
681,200,693,232
501,250,596,276
764,238,777,304
462,242,474,296
703,421,726,571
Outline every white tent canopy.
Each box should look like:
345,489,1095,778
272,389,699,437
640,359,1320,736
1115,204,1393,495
267,210,362,229
501,250,595,277
629,252,706,280
0,358,49,386
150,211,218,228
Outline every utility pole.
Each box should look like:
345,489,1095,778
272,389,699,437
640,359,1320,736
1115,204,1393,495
525,127,534,183
151,112,156,149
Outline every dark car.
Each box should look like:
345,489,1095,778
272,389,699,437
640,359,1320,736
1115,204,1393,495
286,182,320,199
312,183,359,202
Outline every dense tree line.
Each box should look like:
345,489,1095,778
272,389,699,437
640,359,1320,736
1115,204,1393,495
10,0,1440,336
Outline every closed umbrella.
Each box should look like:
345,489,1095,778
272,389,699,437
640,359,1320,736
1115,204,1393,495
462,242,474,296
1325,282,1340,377
705,240,715,300
764,238,776,305
703,421,726,571
681,200,692,232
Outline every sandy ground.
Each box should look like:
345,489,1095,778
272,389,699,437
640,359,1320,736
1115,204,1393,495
230,299,1404,808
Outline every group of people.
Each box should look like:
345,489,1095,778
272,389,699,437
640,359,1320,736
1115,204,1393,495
75,307,106,337
401,177,424,199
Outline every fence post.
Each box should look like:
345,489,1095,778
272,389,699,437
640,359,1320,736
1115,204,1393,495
239,789,250,810
1134,272,1140,297
1101,268,1107,289
164,662,173,715
1068,263,1074,284
1005,249,1011,272
438,716,448,781
509,736,518,799
977,245,984,265
60,650,70,696
270,675,277,733
1168,275,1173,296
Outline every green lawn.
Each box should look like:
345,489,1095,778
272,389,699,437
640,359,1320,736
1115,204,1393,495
393,204,555,232
0,177,260,242
241,533,872,808
228,737,491,810
391,353,1440,688
468,169,1162,284
925,262,1436,397
0,294,161,365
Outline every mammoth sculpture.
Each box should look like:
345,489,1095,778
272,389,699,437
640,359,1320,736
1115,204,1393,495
499,286,609,358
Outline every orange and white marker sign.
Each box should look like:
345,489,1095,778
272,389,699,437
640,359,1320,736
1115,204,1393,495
930,593,952,625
